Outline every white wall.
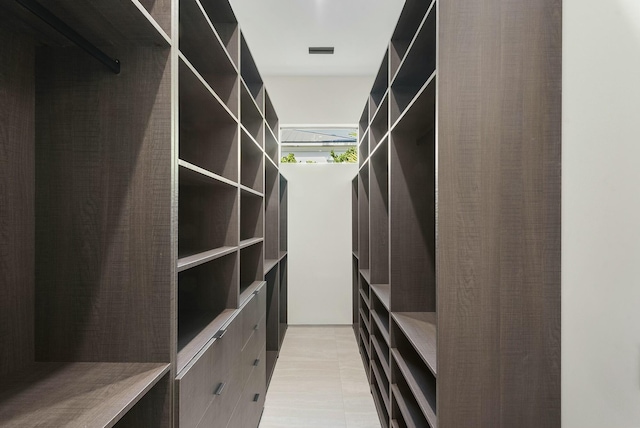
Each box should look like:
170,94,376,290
264,75,373,124
563,1,640,426
281,163,358,325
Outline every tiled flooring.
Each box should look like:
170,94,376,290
259,326,381,428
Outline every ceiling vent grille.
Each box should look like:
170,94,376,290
309,47,334,54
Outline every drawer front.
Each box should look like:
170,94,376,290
242,284,266,347
176,315,242,428
227,347,267,428
241,313,266,387
196,358,243,428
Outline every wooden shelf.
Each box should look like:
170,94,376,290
391,383,432,428
359,130,369,168
264,90,279,135
241,128,264,193
178,245,237,272
196,0,239,66
359,288,370,307
372,359,391,413
390,0,435,80
265,126,279,165
177,309,236,373
179,0,238,113
392,312,437,375
179,57,239,180
239,237,263,249
240,189,264,242
279,175,288,253
371,379,390,428
370,52,389,118
359,101,369,141
370,309,390,344
360,268,371,285
0,362,169,428
359,308,371,333
241,83,264,148
240,243,263,295
239,280,266,306
370,284,390,310
370,95,389,153
371,333,391,378
391,348,437,427
240,34,264,109
264,159,279,259
178,165,238,259
264,258,279,275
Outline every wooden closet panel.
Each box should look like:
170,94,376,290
34,46,173,363
437,0,562,427
0,27,35,376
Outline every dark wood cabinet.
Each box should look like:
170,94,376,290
0,0,286,426
352,0,561,427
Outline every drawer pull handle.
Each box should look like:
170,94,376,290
253,359,260,366
214,382,226,395
253,393,260,402
215,329,227,339
253,324,259,331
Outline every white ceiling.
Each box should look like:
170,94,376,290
228,0,405,77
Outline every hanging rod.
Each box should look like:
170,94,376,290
15,0,121,74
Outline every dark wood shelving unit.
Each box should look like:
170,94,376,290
1,0,287,425
352,0,561,426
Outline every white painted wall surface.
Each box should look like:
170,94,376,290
263,75,373,124
281,163,358,325
563,0,640,426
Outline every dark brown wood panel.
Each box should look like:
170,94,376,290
437,0,562,426
34,46,173,363
0,27,35,376
370,141,389,285
264,160,279,259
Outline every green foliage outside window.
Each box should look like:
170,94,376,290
330,147,357,163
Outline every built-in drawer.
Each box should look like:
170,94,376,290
175,314,242,428
240,313,266,387
196,358,243,428
227,346,266,428
242,284,266,348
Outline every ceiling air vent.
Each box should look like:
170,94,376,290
309,47,334,54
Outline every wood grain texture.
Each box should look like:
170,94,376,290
358,167,370,270
0,362,169,427
264,160,279,259
437,0,562,426
392,312,436,375
370,141,390,285
114,372,171,428
265,266,280,352
34,46,173,363
279,175,288,252
0,27,34,377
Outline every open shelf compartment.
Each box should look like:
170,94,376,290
279,175,288,253
390,7,436,126
370,95,389,153
359,130,370,168
241,83,264,148
240,189,264,241
179,58,239,181
240,34,264,110
179,0,239,115
390,0,435,79
178,165,238,259
240,241,264,296
178,252,238,359
197,0,240,67
370,50,389,119
265,126,279,165
389,77,436,313
358,166,370,270
241,127,264,192
265,159,279,260
265,90,279,135
370,138,389,284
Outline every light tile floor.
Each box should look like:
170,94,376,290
259,326,381,428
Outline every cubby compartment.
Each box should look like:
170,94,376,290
352,177,359,256
240,189,264,243
370,95,389,153
279,175,288,254
265,159,279,260
241,83,264,148
390,7,436,125
370,139,389,284
371,292,391,345
391,313,437,427
178,252,238,359
389,0,435,79
391,366,433,428
279,256,288,347
178,165,238,259
240,34,264,110
371,319,391,378
179,0,239,114
372,347,391,415
265,264,280,385
240,241,263,296
179,58,238,180
389,78,436,313
371,375,390,428
265,90,279,135
359,101,370,141
370,51,389,119
353,255,360,328
197,0,240,67
359,130,370,168
241,128,264,192
358,166,370,270
265,126,279,165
